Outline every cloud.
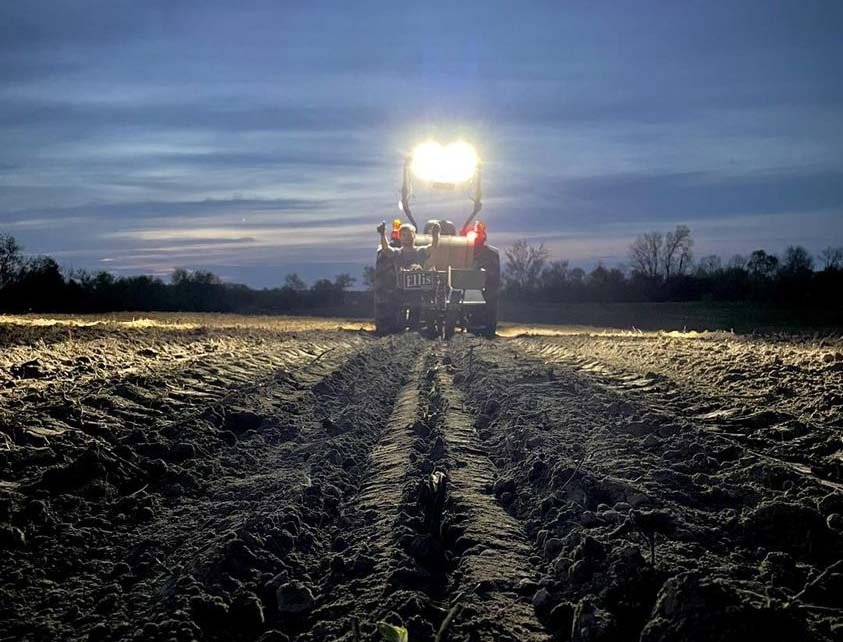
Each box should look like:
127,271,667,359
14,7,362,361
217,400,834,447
1,1,841,285
555,168,843,222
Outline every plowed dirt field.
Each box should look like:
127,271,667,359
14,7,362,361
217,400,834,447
1,314,841,642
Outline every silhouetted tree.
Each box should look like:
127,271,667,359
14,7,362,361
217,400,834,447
329,273,356,304
309,278,337,306
284,273,307,291
170,269,220,286
728,254,748,270
334,273,355,290
747,250,779,279
539,260,571,299
542,260,570,284
629,226,693,279
504,240,549,292
170,268,224,311
119,275,169,311
13,257,66,310
361,265,376,290
629,231,663,278
170,268,189,286
819,247,843,271
781,246,813,276
569,267,586,284
89,270,116,290
696,255,722,275
587,264,627,302
0,234,22,288
662,225,693,278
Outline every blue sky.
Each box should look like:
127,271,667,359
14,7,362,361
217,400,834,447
1,1,842,287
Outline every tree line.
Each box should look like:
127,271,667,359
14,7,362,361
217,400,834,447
2,228,842,314
503,226,843,305
0,234,359,314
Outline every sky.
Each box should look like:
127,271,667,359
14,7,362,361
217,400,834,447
1,0,842,287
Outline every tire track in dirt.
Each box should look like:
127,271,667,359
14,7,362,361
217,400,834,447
446,336,842,642
293,354,428,641
516,338,843,492
299,346,548,642
502,330,843,427
435,360,549,642
112,343,361,578
1,336,359,488
0,333,421,642
372,349,547,642
135,335,424,642
354,354,425,579
0,323,360,429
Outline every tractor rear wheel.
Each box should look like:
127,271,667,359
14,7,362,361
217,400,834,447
474,245,500,338
476,302,498,338
374,301,400,335
374,253,399,335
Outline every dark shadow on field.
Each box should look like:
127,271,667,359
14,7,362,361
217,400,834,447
499,301,843,333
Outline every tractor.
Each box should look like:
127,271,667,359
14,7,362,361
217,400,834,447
374,141,500,338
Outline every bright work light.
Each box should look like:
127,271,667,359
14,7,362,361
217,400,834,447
410,140,478,184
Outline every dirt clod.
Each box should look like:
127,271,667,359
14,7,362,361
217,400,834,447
190,594,229,629
0,525,26,549
571,596,617,642
532,587,554,616
275,580,315,615
231,592,265,629
86,622,110,642
11,359,48,379
741,501,830,559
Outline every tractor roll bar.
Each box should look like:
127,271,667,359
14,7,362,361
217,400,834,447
399,156,418,230
399,155,482,235
460,165,483,235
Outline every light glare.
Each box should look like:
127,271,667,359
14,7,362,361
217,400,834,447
411,140,478,184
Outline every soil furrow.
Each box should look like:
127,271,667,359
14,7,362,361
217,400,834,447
253,334,425,642
2,314,841,642
356,355,426,574
517,338,843,490
447,335,842,642
0,334,419,642
507,331,843,426
314,348,548,642
436,362,549,642
368,351,454,642
295,353,428,641
1,338,359,487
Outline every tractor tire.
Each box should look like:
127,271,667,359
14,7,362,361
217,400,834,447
374,251,400,335
476,302,498,338
374,303,399,335
474,245,500,338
